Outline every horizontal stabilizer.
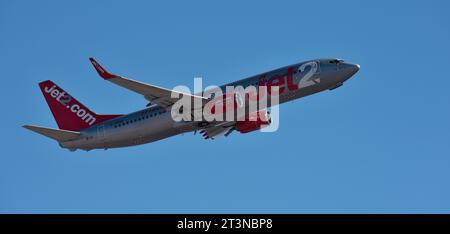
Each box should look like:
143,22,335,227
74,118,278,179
23,125,81,142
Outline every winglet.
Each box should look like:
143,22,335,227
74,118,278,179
89,57,117,80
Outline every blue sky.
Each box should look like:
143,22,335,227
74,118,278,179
1,0,450,213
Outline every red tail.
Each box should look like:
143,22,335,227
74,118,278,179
39,80,122,131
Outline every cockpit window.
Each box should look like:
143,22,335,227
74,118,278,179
329,59,344,64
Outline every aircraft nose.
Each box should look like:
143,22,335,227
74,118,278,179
348,63,360,75
342,62,360,78
353,64,360,73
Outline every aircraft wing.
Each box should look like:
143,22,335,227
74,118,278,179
89,58,208,108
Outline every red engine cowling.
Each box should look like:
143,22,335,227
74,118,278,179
236,110,271,134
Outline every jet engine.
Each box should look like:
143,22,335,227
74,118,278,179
235,110,271,134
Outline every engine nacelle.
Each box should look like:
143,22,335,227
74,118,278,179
236,110,271,134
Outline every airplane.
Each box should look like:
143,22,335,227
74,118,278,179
23,58,360,151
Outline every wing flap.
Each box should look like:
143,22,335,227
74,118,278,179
199,122,235,139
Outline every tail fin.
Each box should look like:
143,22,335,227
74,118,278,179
38,80,122,131
23,125,80,142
